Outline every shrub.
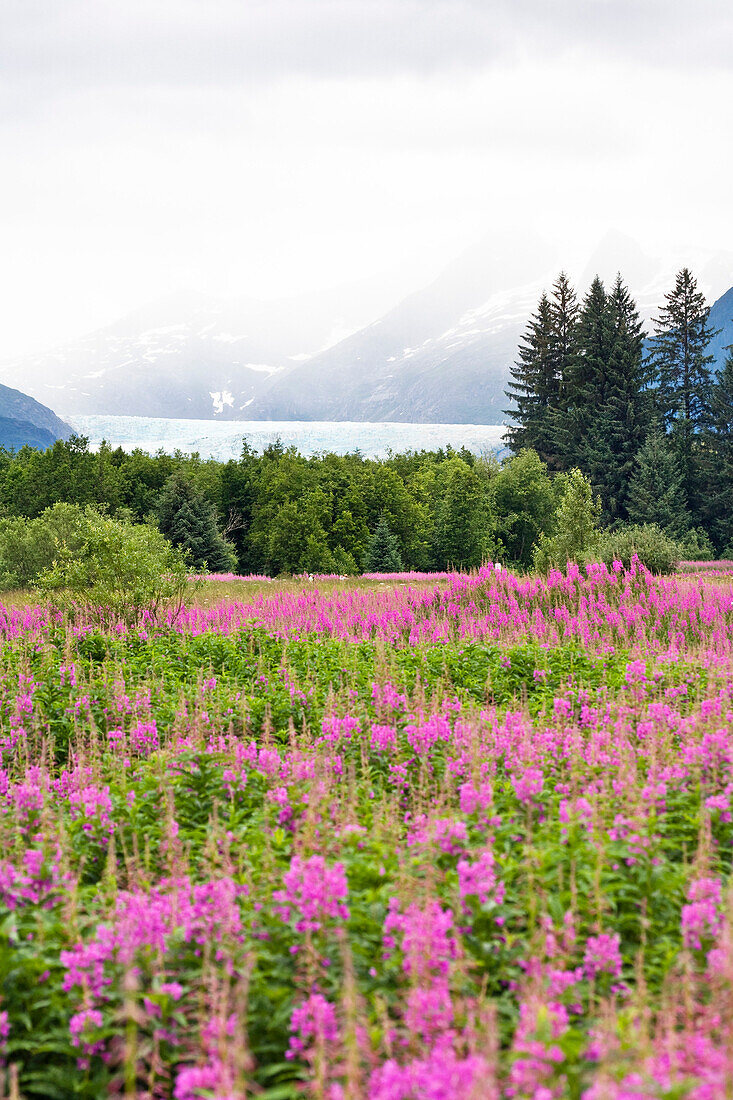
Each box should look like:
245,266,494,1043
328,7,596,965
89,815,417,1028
532,468,600,572
584,523,683,575
35,509,193,626
0,503,94,590
678,525,715,562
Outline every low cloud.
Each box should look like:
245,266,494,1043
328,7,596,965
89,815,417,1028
1,0,731,112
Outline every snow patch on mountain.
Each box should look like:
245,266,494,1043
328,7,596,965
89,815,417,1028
210,390,234,414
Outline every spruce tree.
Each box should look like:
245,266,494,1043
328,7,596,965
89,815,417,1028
545,272,579,469
602,275,648,521
504,292,558,462
559,277,615,495
557,275,648,522
504,273,578,471
646,268,719,517
157,471,237,572
706,346,733,549
626,429,689,537
365,517,403,573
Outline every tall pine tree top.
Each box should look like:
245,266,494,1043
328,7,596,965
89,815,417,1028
548,271,578,406
646,268,719,520
567,276,614,403
504,272,578,470
504,291,557,460
647,267,719,433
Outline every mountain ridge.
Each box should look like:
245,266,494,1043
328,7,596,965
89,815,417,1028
0,382,73,449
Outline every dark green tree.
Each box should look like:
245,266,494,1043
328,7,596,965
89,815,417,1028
220,440,263,573
556,277,611,466
556,275,647,522
706,346,733,548
365,517,403,573
547,271,579,437
157,470,236,572
601,275,648,520
504,273,578,470
626,429,689,537
558,276,615,486
646,268,719,516
504,293,558,462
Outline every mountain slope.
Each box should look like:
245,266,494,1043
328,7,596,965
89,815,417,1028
246,231,557,423
0,382,73,447
0,272,419,419
0,417,58,451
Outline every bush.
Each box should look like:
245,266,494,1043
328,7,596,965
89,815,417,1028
0,503,91,589
533,468,601,572
583,523,683,575
677,525,715,562
35,509,193,626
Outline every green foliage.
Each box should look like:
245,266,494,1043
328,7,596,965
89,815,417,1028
626,428,689,537
585,523,683,575
431,457,493,569
677,525,715,562
533,468,601,571
503,265,727,548
34,508,192,627
504,273,577,471
365,516,403,572
557,275,648,524
646,267,719,520
492,449,558,569
504,292,559,462
706,347,733,549
0,503,91,589
158,470,236,572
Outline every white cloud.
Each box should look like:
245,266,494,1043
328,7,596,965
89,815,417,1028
0,0,731,359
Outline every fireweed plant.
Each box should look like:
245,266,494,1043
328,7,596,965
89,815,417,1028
1,561,733,1096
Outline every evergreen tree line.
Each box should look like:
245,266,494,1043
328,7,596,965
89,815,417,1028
505,267,733,552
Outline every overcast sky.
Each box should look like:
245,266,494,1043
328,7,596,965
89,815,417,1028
1,0,732,357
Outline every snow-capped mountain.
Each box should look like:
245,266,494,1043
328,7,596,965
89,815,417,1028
3,232,732,424
0,273,416,419
245,231,557,423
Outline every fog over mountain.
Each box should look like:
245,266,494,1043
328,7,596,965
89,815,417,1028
2,232,732,425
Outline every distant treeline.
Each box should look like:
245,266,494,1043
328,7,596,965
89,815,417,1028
0,436,543,575
505,267,733,550
0,428,714,582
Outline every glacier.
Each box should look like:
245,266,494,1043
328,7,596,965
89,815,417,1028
67,415,509,462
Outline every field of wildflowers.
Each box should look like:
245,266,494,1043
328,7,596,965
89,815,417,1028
1,560,733,1098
